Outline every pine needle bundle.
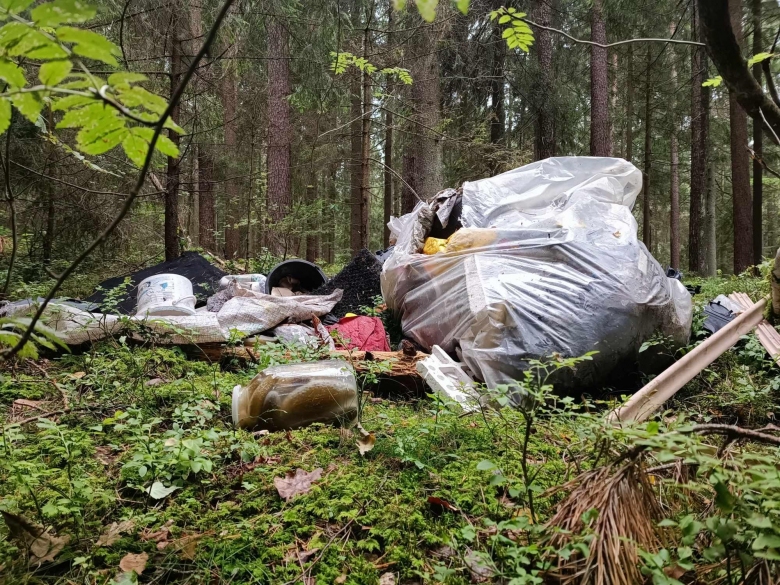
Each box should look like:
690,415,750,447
544,460,663,585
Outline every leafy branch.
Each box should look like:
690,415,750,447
329,51,412,85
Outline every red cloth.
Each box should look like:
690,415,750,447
327,316,390,351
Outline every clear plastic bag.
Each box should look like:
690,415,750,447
382,157,693,389
232,360,358,431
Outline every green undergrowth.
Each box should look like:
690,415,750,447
1,273,780,584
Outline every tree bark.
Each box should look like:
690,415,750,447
490,0,506,147
533,0,554,160
198,146,216,251
589,0,611,156
752,0,763,266
267,16,293,256
728,0,753,274
642,48,652,249
705,158,717,275
689,3,706,274
773,247,780,317
625,44,633,162
306,180,317,262
669,24,680,270
350,72,363,252
358,24,372,254
164,9,182,261
383,104,393,248
401,15,443,212
697,0,780,144
220,43,240,259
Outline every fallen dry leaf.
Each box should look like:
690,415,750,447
664,564,687,579
356,431,376,456
12,398,46,410
94,446,116,466
145,377,165,387
335,574,347,584
119,552,148,574
378,572,396,585
96,519,135,547
170,533,207,560
2,511,70,565
427,496,459,513
70,371,86,380
274,468,323,501
140,519,174,549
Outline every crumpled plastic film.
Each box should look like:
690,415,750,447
382,157,693,389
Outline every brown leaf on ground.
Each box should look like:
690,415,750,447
334,574,347,584
119,552,148,574
273,468,323,501
139,519,174,549
357,431,376,456
171,533,207,560
96,520,135,547
664,564,687,579
94,446,116,466
427,496,459,513
464,549,495,583
378,572,396,585
2,511,70,565
145,377,165,387
70,371,86,380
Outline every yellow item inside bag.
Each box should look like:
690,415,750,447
423,237,448,255
445,228,498,252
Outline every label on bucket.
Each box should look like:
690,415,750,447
136,274,195,316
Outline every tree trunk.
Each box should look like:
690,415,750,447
752,0,763,266
221,41,240,259
401,15,443,211
358,24,371,253
42,110,55,264
165,10,182,261
198,147,216,251
705,157,717,276
728,0,753,274
383,104,393,248
642,48,652,249
589,0,612,156
533,0,554,160
267,16,293,256
669,24,680,270
625,44,633,162
690,3,706,274
306,181,317,262
490,0,506,147
350,72,363,253
773,247,780,318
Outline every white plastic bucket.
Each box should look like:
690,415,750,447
136,274,197,317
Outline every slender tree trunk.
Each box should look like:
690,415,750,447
383,104,393,247
669,25,680,270
267,16,293,255
220,40,240,259
246,128,255,262
705,156,717,276
402,14,443,211
642,48,652,248
198,147,216,251
358,23,372,253
306,181,317,262
690,3,705,273
350,72,363,252
164,10,182,261
625,44,633,162
42,110,55,264
490,0,506,148
729,0,753,273
533,0,554,160
589,0,612,156
326,161,337,264
752,0,763,265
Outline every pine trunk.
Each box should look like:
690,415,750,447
533,0,554,160
642,48,652,249
165,11,182,261
589,0,612,156
358,27,371,253
350,72,363,253
490,0,506,147
198,147,216,252
221,49,240,259
267,17,293,256
669,24,680,270
625,44,633,162
752,0,763,265
383,105,393,248
306,181,317,262
705,157,717,276
729,0,753,273
689,4,705,273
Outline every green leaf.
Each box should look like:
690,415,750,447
748,515,774,529
121,130,146,166
39,59,71,85
502,28,513,39
498,14,510,24
0,58,24,87
56,100,110,128
454,0,469,14
79,126,127,155
415,0,437,22
52,92,94,111
713,482,736,513
32,0,95,27
0,22,30,48
11,91,41,122
131,126,179,158
116,86,167,114
144,481,180,499
702,76,723,88
392,0,407,10
56,26,119,66
748,52,774,67
0,98,10,134
107,71,147,88
0,0,34,15
476,459,496,471
753,533,780,550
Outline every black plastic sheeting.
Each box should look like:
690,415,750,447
86,252,226,314
703,301,736,335
312,249,382,318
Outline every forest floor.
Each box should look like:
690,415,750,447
1,271,780,585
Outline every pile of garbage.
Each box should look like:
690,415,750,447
382,157,693,390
